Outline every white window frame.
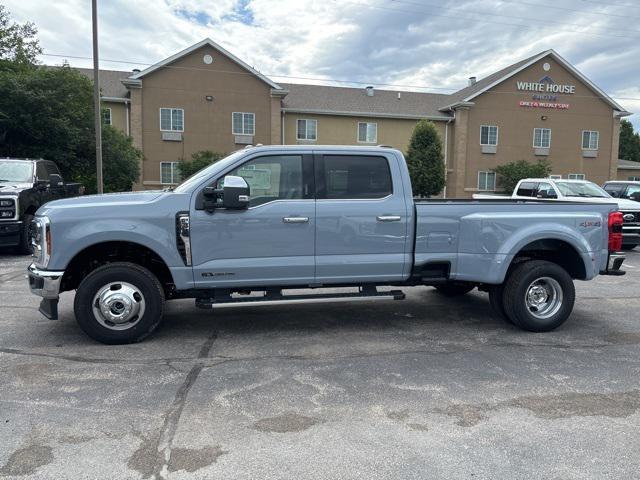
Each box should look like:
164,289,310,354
549,174,562,179
629,176,640,181
480,125,498,146
296,119,317,140
357,122,378,143
103,107,112,126
568,173,585,180
581,130,599,150
232,112,255,135
160,161,180,184
533,128,551,148
159,108,184,132
477,170,496,191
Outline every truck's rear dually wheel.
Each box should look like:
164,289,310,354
74,262,164,344
502,260,575,332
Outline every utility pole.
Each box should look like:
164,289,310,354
92,0,103,194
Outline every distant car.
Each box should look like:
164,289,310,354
474,178,640,250
0,158,84,254
602,181,640,202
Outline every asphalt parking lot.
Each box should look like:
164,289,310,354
1,252,640,479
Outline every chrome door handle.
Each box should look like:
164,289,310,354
376,215,401,222
283,216,309,223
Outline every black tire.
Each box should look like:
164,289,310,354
434,282,475,296
73,262,164,344
16,213,34,255
488,284,510,323
502,260,575,332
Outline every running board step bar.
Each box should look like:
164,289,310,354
195,288,405,309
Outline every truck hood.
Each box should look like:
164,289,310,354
41,190,166,210
0,182,31,194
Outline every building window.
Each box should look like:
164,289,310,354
549,174,562,179
478,171,496,191
232,112,255,135
103,108,112,126
629,176,640,181
160,108,184,132
160,162,180,184
533,128,551,148
357,122,377,143
296,119,317,140
568,173,585,180
480,125,498,145
582,130,599,150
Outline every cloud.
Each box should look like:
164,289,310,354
3,0,639,128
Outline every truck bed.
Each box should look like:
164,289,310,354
413,199,616,284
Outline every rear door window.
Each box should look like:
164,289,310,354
536,182,557,198
516,182,537,197
36,162,49,181
318,155,392,199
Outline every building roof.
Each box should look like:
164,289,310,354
76,68,131,99
70,45,631,119
618,159,640,169
280,82,452,120
441,49,628,113
127,38,284,91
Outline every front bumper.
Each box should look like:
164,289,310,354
600,252,625,276
27,263,64,319
0,221,21,247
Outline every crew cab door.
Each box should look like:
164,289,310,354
314,153,409,283
190,153,315,288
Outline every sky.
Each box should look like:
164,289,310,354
5,0,640,128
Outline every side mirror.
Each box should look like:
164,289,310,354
222,175,250,209
49,173,64,187
36,180,49,191
630,192,640,202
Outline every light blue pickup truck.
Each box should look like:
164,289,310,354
28,146,625,344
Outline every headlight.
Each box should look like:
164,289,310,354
0,197,17,220
31,216,51,268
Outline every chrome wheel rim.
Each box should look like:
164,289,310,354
92,282,145,330
525,276,563,320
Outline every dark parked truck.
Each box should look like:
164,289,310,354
27,146,625,344
0,158,83,253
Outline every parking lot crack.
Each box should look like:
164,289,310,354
132,329,218,480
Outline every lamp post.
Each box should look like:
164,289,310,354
92,0,103,194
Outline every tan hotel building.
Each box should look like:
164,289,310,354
80,38,634,195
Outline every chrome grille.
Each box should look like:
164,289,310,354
620,211,640,235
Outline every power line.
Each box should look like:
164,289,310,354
39,52,640,104
495,0,640,21
388,0,640,35
337,0,640,40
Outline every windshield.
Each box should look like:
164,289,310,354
554,181,609,198
0,161,32,183
173,150,248,193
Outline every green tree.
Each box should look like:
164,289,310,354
74,126,141,193
0,64,94,174
178,150,224,179
405,120,445,197
619,119,640,163
0,5,41,66
494,159,552,193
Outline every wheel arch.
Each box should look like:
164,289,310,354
60,240,175,295
506,237,589,281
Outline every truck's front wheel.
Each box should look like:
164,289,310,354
502,260,575,332
74,262,164,344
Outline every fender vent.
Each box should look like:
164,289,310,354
175,212,191,266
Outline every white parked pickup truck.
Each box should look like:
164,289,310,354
474,178,640,249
